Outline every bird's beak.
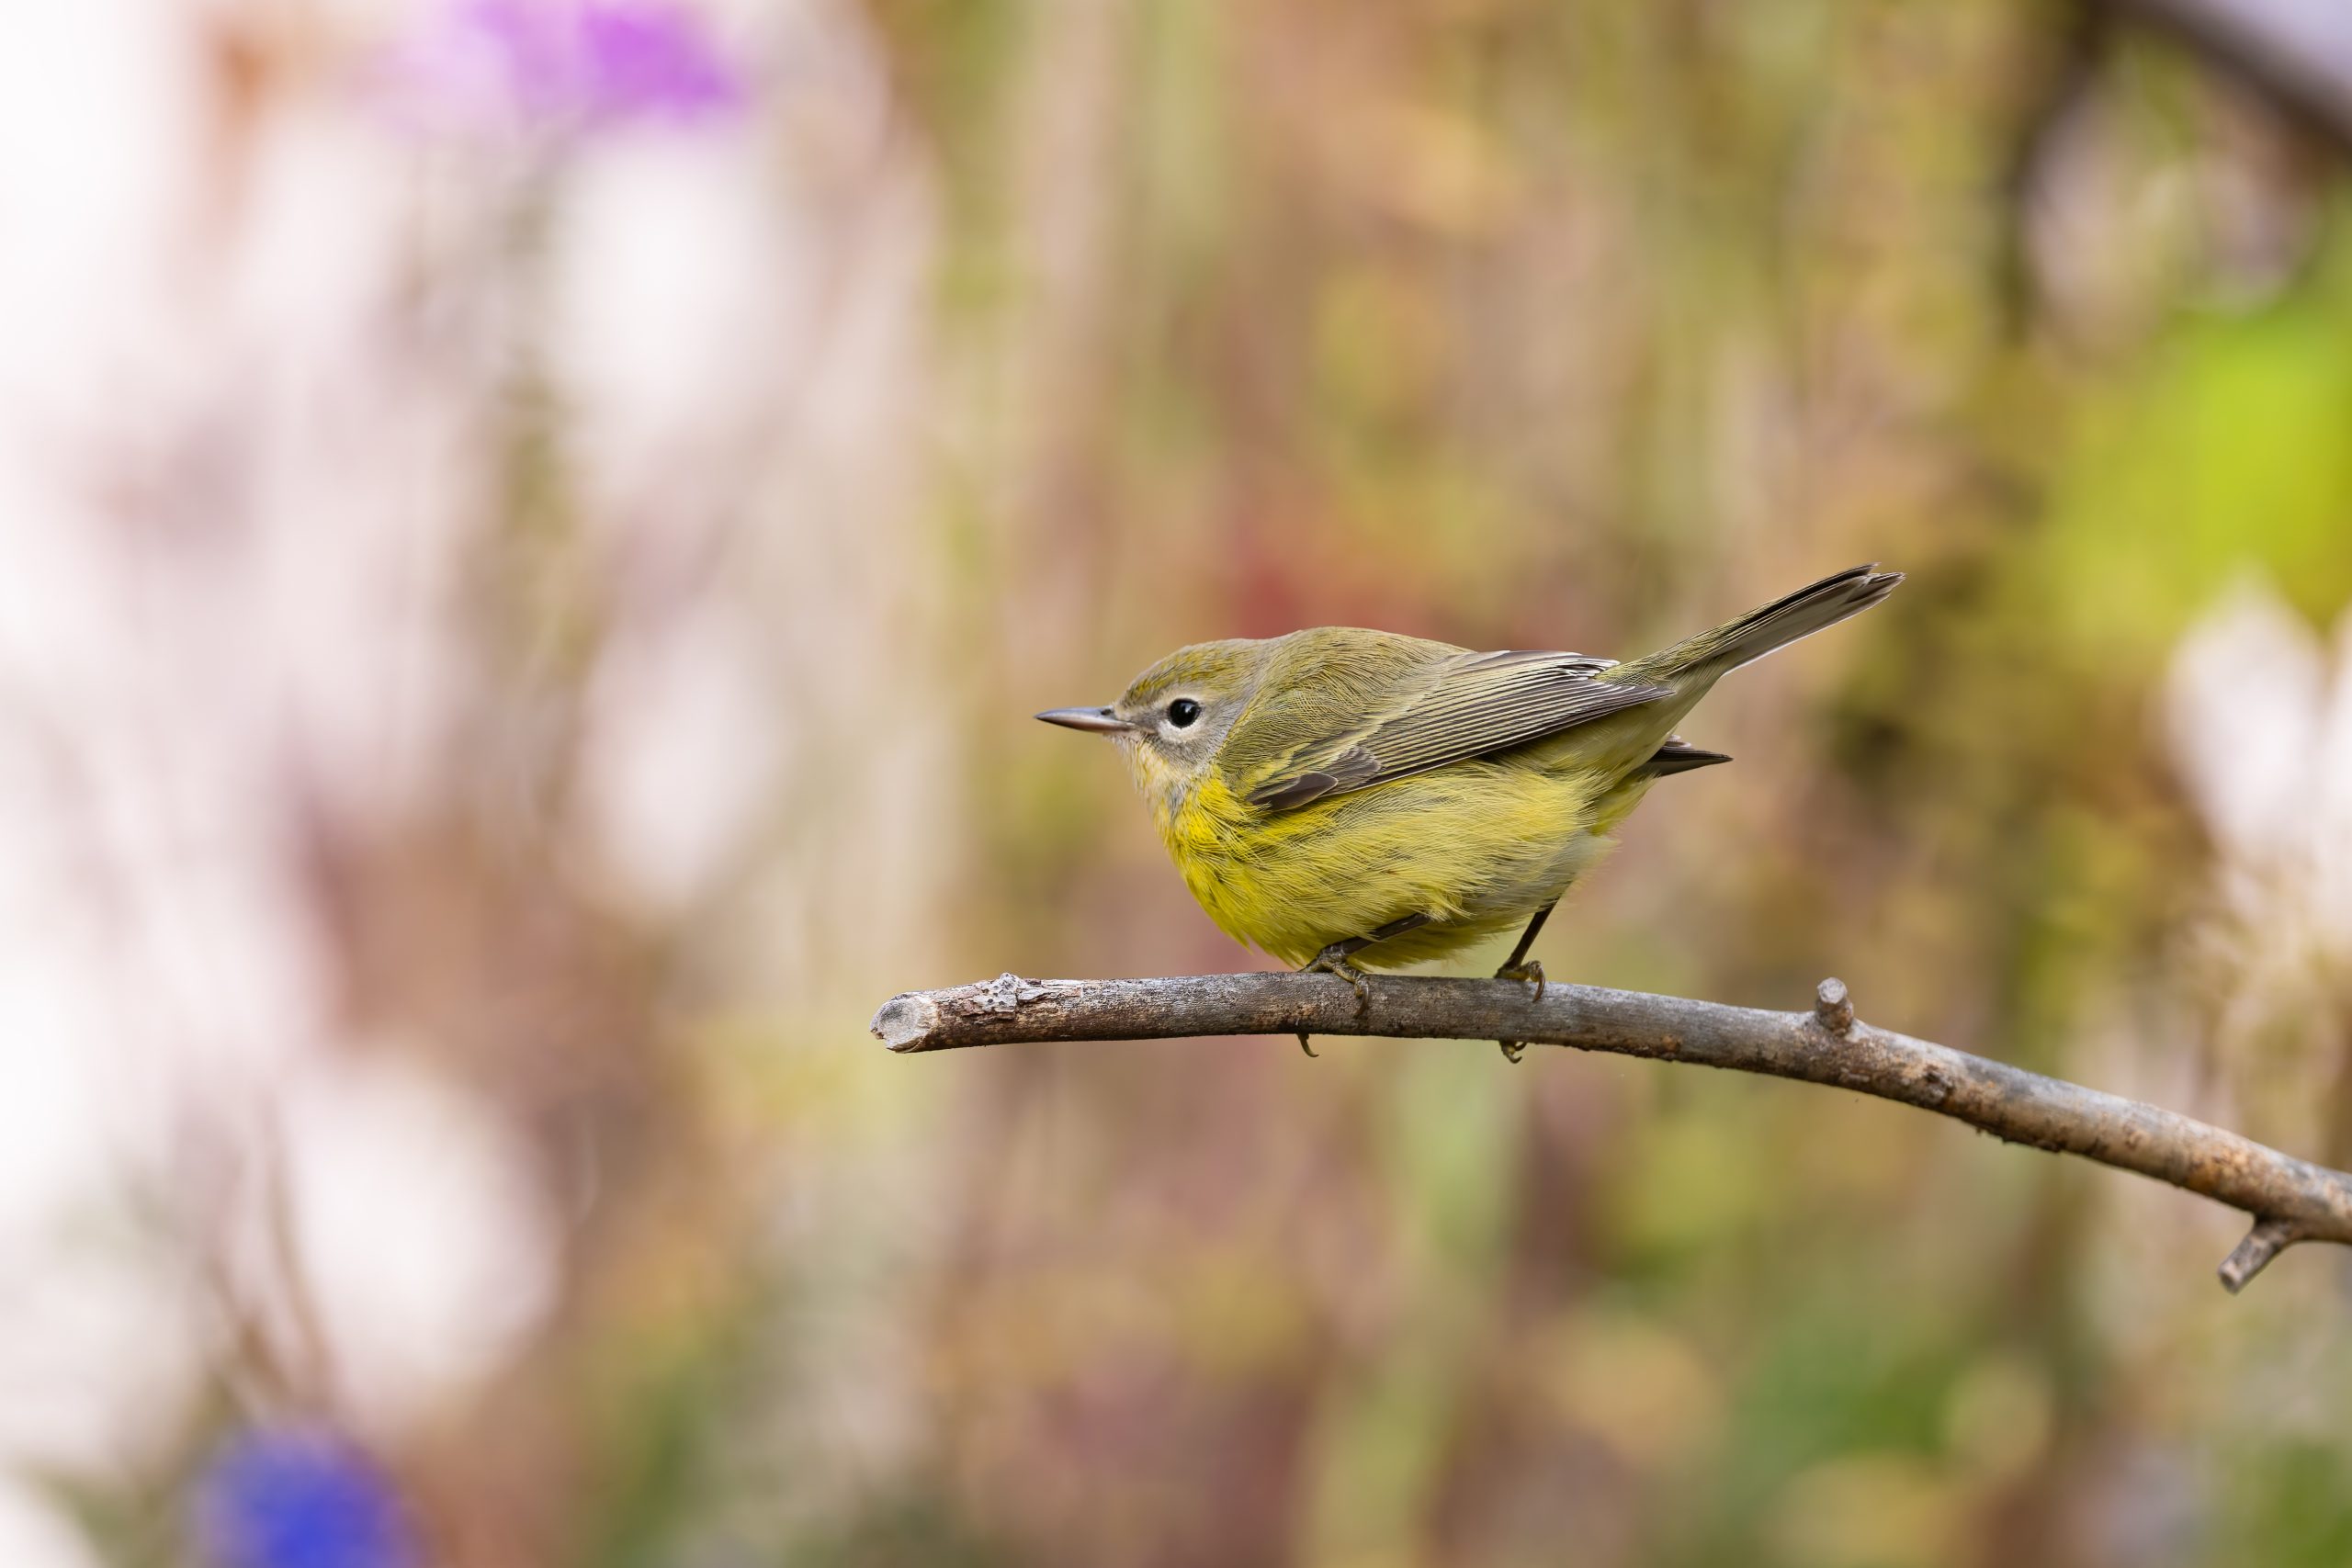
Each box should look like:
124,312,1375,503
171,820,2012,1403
1035,705,1134,734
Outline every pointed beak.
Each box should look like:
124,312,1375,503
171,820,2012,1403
1035,705,1134,734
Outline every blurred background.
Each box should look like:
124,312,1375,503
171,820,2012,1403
6,1,2352,1565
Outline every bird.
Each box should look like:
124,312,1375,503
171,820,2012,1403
1037,563,1903,1060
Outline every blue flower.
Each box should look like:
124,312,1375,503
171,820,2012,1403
198,1428,416,1568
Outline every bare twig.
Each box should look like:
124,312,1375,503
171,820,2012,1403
874,971,2352,1293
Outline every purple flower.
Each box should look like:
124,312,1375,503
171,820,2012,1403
573,2,742,119
198,1428,416,1568
377,0,746,136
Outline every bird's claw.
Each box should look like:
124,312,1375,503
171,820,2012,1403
1296,944,1376,1059
1304,947,1374,1006
1496,960,1544,1063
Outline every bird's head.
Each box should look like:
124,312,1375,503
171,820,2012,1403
1036,638,1270,814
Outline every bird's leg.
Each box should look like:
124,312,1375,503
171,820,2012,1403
1296,913,1430,1056
1495,903,1554,995
1493,902,1557,1065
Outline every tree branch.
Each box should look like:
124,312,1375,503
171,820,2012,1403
873,971,2352,1293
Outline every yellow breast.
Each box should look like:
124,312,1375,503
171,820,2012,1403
1141,755,1621,968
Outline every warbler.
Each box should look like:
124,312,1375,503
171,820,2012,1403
1039,564,1902,1060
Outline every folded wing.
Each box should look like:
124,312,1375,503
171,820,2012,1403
1245,649,1674,812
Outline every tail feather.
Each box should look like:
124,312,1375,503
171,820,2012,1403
1640,739,1732,778
1624,564,1903,683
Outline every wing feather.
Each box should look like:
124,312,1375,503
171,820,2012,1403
1244,649,1672,811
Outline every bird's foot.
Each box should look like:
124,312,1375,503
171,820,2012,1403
1303,945,1374,1006
1297,944,1376,1058
1495,959,1544,1064
1495,958,1546,1003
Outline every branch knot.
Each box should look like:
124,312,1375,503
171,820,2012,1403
2219,1216,2304,1294
978,972,1048,1012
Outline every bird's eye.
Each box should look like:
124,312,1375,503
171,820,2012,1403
1167,698,1203,728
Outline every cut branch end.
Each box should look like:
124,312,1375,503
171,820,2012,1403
1814,976,1856,1035
872,992,942,1051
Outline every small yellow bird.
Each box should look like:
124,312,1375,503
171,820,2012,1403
1039,564,1902,1059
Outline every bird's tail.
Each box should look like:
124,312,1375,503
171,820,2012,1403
1621,564,1903,684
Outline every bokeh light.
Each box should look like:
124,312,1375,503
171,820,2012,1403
1,2,2349,1565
